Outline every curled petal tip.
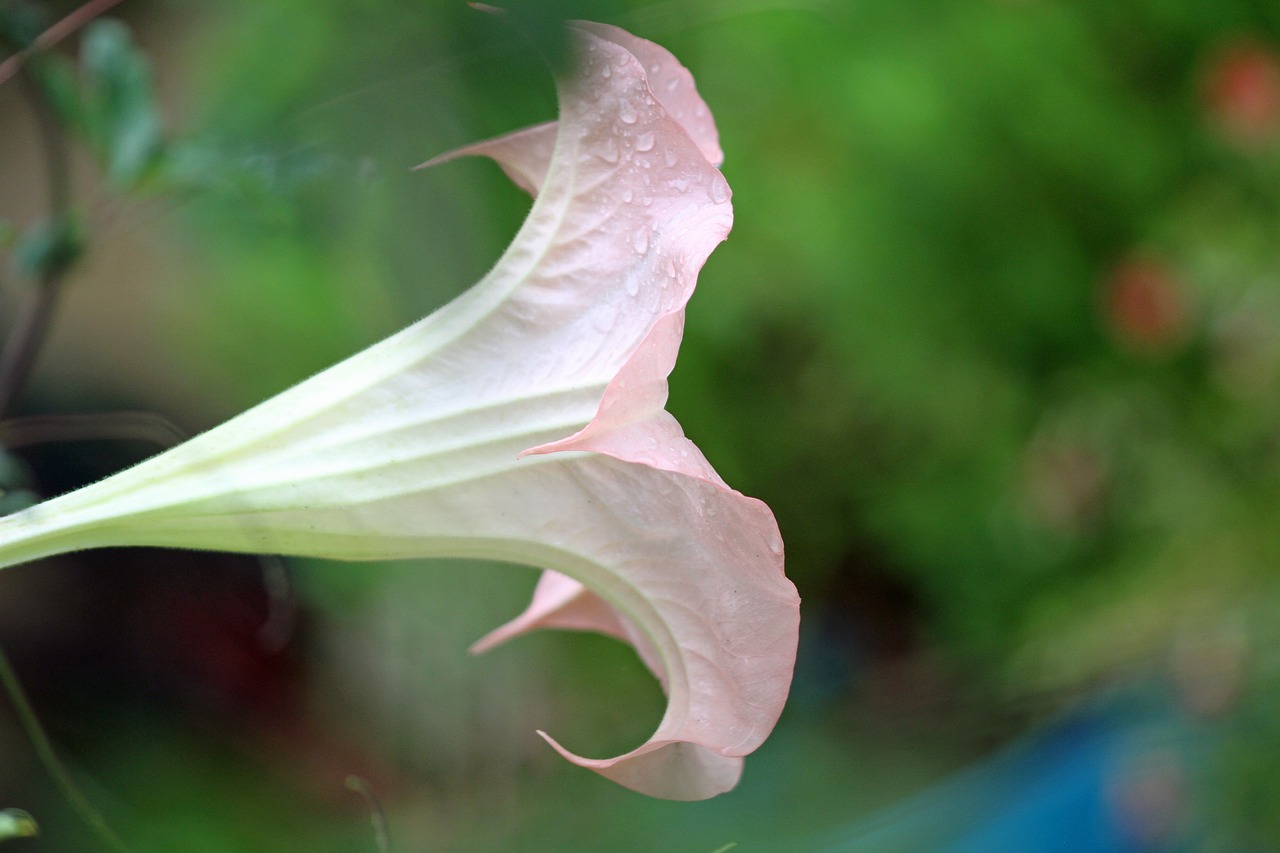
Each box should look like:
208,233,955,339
536,731,744,801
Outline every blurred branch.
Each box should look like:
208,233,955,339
0,647,130,852
0,0,127,89
0,410,187,447
0,65,76,417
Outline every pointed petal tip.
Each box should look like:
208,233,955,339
468,628,506,656
411,152,449,172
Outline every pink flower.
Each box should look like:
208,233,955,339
0,22,799,800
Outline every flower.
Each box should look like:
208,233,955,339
0,22,799,800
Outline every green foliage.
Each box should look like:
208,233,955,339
79,19,163,187
11,212,83,281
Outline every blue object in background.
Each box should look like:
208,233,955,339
818,696,1202,852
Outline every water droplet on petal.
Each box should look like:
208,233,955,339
621,187,633,203
619,103,638,124
598,138,619,164
664,148,679,167
710,178,729,203
665,77,680,93
601,65,612,78
635,132,655,152
625,276,640,297
633,228,649,254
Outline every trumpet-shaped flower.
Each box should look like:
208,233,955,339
0,22,799,800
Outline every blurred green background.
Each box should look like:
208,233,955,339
3,0,1280,849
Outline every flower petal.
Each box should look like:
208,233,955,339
0,23,798,800
470,569,665,685
575,21,723,167
416,120,557,196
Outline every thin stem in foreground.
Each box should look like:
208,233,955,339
0,645,130,852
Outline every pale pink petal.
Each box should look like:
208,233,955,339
471,569,667,688
419,21,723,199
414,121,556,196
575,21,723,167
540,731,743,802
470,570,629,652
526,311,726,485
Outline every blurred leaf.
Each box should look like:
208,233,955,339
0,809,37,841
0,1,45,50
80,19,163,187
12,213,83,280
29,52,88,132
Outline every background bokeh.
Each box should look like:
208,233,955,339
3,0,1280,849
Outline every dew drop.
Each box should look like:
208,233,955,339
710,179,729,203
635,132,655,152
619,103,638,124
665,77,680,93
625,276,640,297
621,187,633,203
598,138,619,164
601,65,611,78
650,62,661,74
632,228,649,254
664,148,679,167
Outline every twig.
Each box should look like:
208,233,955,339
345,775,391,853
0,646,130,852
0,410,188,448
0,0,129,89
0,68,74,418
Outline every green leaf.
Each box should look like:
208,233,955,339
0,809,37,841
12,214,84,281
30,54,89,133
80,19,163,187
0,3,45,51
